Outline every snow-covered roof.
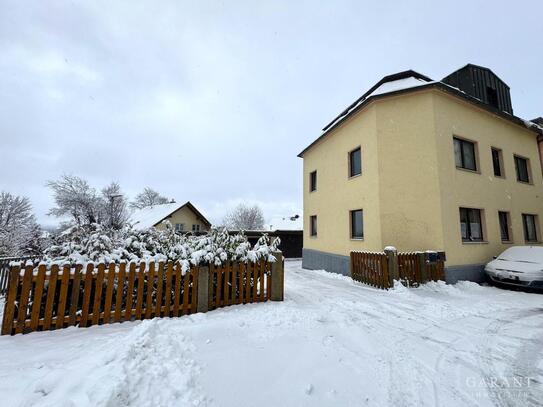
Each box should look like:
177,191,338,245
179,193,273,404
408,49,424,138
366,76,430,98
264,215,302,231
298,67,542,158
131,202,185,230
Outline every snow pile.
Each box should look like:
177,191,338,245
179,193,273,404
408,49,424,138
43,223,280,272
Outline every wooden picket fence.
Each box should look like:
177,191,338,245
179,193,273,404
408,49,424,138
350,249,446,289
1,256,283,336
208,261,271,309
349,252,389,289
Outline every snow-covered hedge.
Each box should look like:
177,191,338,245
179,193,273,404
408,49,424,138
43,223,280,273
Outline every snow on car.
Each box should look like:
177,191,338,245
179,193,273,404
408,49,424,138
485,246,543,289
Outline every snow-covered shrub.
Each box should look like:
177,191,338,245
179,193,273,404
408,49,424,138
43,223,281,272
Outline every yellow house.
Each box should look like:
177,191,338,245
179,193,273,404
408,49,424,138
298,64,543,283
131,201,212,233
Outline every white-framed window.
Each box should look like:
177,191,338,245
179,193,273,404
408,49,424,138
192,224,201,232
175,223,184,232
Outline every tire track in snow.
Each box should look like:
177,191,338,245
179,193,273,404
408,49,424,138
478,308,543,407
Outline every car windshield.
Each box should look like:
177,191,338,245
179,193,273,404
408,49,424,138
497,246,543,263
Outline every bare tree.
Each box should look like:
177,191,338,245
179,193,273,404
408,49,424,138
131,187,170,209
223,204,265,230
0,191,42,256
101,182,129,229
47,174,103,225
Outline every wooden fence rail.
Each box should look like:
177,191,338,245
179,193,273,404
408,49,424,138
350,249,445,289
1,253,284,336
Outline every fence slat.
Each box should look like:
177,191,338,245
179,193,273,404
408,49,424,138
164,263,173,317
144,262,154,319
103,263,116,324
190,268,198,313
114,263,126,322
1,265,20,335
55,264,71,330
43,265,59,331
232,263,238,304
68,265,82,326
16,265,33,334
125,262,136,321
182,270,190,315
91,264,105,326
31,265,46,331
80,264,94,328
154,262,164,318
173,263,182,317
135,263,145,320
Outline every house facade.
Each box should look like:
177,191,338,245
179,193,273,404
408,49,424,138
299,65,543,283
131,201,212,233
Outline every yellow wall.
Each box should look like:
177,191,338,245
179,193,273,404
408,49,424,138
302,88,543,266
433,90,543,266
376,91,445,251
303,104,382,256
155,205,210,232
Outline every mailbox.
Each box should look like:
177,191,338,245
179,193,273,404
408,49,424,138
427,252,438,264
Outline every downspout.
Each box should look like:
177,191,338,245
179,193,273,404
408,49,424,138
538,134,543,177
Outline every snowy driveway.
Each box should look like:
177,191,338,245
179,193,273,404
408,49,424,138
0,260,542,407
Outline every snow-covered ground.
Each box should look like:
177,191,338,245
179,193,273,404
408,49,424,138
0,260,542,407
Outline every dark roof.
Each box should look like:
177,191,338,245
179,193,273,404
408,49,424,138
532,117,543,126
298,71,541,158
322,70,432,132
449,63,510,88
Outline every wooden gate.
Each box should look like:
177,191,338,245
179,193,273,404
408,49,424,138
350,250,445,289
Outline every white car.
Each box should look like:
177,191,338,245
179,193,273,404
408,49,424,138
485,246,543,289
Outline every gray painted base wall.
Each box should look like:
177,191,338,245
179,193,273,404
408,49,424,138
303,248,488,284
444,263,487,284
302,248,350,276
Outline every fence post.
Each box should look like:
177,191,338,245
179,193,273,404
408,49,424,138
417,252,427,283
384,247,398,286
197,266,209,313
270,251,284,301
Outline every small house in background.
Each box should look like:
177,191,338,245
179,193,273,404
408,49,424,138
131,201,212,232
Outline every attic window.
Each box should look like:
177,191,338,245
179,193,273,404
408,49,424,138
486,87,498,108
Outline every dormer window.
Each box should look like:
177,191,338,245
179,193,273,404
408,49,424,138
486,87,499,109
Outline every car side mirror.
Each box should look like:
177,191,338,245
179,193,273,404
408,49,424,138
492,256,497,260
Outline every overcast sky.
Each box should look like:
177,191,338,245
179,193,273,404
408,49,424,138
1,0,542,227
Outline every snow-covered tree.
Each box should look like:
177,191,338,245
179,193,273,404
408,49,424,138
130,187,170,209
223,204,265,230
47,175,103,226
44,224,280,272
0,191,43,256
101,182,129,230
47,175,130,230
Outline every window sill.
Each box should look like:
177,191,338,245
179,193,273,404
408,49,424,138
309,235,318,239
461,241,488,245
456,166,480,175
493,175,506,180
348,173,362,180
516,180,533,186
350,238,364,241
525,241,541,245
501,240,514,244
309,190,317,193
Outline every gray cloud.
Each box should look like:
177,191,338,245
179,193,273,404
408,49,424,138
1,0,542,227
